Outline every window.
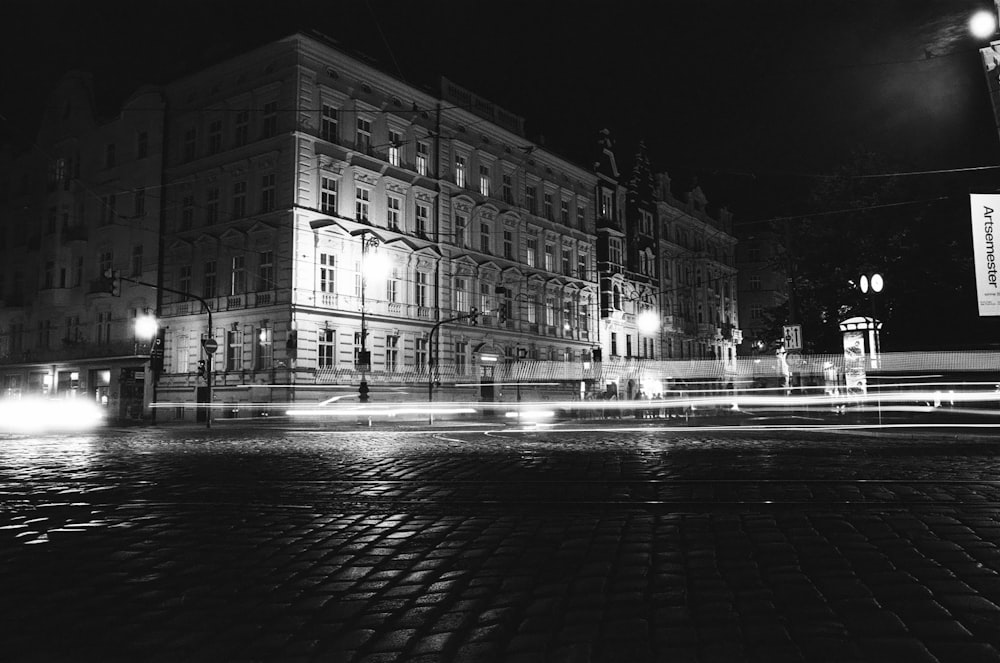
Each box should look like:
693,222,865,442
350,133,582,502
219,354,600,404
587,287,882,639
639,210,653,234
502,172,513,203
578,252,588,279
749,275,762,290
544,243,554,271
750,305,763,320
256,326,272,370
257,251,274,290
232,181,247,218
260,174,275,212
320,177,338,215
577,204,585,228
321,104,338,143
134,188,145,217
479,165,490,196
101,194,117,226
526,294,537,324
455,341,468,374
526,185,537,214
609,239,623,265
97,312,112,345
235,110,249,146
748,247,761,262
503,230,514,259
179,265,191,297
386,195,401,230
131,245,143,277
480,222,490,253
611,332,618,356
601,189,612,218
226,329,242,371
356,117,372,152
416,141,429,176
262,101,278,138
385,334,399,371
98,251,114,280
455,278,470,312
354,260,362,298
455,154,467,188
526,237,537,267
388,129,402,166
455,214,467,247
546,297,556,326
208,120,222,154
203,260,217,298
105,143,117,168
137,131,148,159
231,256,246,295
562,248,572,276
480,282,492,313
318,329,336,368
179,195,192,230
416,271,429,307
43,261,54,289
561,199,570,225
415,202,429,236
415,337,428,372
544,193,554,220
355,187,370,221
319,253,335,293
626,335,633,358
183,129,196,161
386,268,399,303
206,187,219,225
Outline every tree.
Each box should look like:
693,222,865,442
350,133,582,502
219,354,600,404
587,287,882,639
777,150,983,352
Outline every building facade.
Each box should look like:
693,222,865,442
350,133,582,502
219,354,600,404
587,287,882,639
153,33,600,419
0,32,743,420
0,73,164,421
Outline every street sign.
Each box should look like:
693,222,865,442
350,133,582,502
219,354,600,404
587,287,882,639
783,324,802,351
202,338,219,354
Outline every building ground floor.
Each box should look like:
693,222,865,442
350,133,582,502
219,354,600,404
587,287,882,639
0,355,154,425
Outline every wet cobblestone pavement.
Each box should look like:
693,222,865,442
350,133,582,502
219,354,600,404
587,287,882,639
1,425,999,662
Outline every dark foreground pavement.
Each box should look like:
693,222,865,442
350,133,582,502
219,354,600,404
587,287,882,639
1,424,999,662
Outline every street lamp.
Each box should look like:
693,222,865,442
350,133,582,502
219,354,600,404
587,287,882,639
858,272,884,364
350,228,387,403
971,9,998,40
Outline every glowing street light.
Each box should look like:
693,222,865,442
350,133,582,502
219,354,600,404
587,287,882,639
971,9,998,40
134,312,159,340
636,310,660,335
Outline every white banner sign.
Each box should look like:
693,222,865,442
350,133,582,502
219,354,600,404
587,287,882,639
970,193,1000,316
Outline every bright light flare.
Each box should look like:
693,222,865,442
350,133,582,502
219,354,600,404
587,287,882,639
134,313,158,340
971,10,998,39
0,398,105,433
637,310,660,335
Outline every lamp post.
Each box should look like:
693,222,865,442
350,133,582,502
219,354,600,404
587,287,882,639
350,228,384,403
858,272,884,426
858,272,884,365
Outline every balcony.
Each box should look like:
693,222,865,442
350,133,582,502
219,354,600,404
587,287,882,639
61,225,88,243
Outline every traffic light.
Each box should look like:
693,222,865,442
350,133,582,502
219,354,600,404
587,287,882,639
196,359,207,379
358,381,370,403
102,269,120,296
469,307,479,325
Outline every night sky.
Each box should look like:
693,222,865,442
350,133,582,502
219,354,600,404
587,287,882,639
3,0,1000,220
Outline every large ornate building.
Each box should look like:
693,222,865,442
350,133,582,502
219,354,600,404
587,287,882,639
0,32,741,421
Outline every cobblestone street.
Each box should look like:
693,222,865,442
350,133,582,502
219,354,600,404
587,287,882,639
2,424,1000,662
